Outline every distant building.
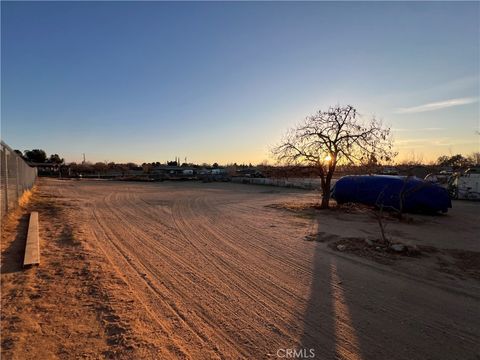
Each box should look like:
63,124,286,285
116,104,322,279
150,165,197,180
28,162,61,176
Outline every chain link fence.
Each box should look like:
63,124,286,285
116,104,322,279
0,141,37,218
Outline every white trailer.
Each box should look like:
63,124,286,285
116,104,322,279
449,168,480,200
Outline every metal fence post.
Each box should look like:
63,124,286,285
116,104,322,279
16,156,20,198
0,145,5,217
3,148,9,214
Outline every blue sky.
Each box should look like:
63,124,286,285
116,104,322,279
2,1,479,164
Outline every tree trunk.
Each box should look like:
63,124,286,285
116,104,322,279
320,178,331,209
319,165,335,209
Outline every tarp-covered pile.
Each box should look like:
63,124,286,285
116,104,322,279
332,175,452,213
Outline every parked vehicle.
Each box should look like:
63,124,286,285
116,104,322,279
332,175,452,213
379,166,399,175
199,169,231,182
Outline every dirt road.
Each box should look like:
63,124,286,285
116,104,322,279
2,178,480,359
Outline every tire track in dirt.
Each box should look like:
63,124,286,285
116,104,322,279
60,185,217,358
89,189,254,358
176,195,307,311
95,186,309,355
94,194,224,356
174,194,332,349
169,196,295,354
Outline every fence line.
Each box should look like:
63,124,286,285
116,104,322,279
0,141,37,218
231,177,322,190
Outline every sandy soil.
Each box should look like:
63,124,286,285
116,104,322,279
2,178,479,359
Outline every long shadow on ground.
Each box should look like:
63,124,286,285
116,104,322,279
1,214,30,274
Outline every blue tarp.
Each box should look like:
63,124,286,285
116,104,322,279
331,175,452,213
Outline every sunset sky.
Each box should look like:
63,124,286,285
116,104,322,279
2,1,479,165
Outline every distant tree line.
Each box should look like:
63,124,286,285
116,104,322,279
14,149,64,164
435,153,479,169
68,162,141,176
14,147,480,179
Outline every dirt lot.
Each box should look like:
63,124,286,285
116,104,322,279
2,178,480,359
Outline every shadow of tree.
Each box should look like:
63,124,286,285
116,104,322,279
299,242,336,358
300,213,367,360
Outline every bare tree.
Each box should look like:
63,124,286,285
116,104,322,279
273,105,396,208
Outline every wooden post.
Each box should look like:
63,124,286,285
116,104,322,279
24,212,40,267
